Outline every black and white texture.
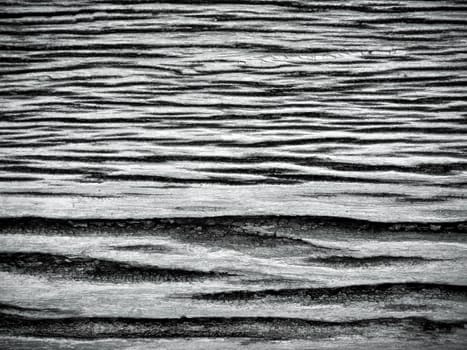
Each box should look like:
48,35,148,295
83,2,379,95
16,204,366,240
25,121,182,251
0,1,466,349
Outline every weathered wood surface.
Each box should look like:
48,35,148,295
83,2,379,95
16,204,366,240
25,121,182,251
1,0,467,349
1,0,467,220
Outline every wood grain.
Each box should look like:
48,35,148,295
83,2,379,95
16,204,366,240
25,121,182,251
0,1,467,348
1,0,467,220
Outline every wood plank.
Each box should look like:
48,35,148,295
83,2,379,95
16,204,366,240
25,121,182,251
0,1,466,348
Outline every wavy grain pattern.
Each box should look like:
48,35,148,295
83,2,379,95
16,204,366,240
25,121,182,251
0,216,467,348
1,1,467,348
0,0,466,220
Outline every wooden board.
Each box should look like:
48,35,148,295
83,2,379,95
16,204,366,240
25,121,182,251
0,1,467,348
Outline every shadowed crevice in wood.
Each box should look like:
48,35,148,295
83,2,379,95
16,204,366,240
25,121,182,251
0,252,232,283
0,303,68,316
1,216,466,235
190,283,467,304
0,313,465,340
111,244,177,254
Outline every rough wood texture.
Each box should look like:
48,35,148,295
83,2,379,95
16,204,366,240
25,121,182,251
1,0,467,220
0,1,467,349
